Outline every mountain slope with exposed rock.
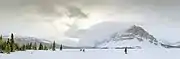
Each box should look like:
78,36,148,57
94,25,164,49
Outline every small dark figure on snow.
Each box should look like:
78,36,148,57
80,48,85,52
80,49,82,51
124,47,128,54
82,49,85,52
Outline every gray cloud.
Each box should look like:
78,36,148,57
66,6,88,19
1,0,180,28
1,0,180,22
0,0,88,20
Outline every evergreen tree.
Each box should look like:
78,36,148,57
52,41,56,51
2,41,7,51
33,42,37,50
14,43,20,51
0,35,2,40
21,44,26,51
5,43,11,54
0,35,3,50
10,33,15,52
29,42,32,50
60,44,62,51
26,43,29,50
3,38,10,52
44,45,48,50
7,38,10,44
38,43,43,50
10,33,14,41
26,43,32,50
0,35,2,42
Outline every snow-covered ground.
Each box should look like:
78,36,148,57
0,49,179,59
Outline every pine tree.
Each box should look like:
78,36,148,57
0,35,3,50
33,42,37,50
0,35,2,40
44,45,48,50
38,43,43,50
7,38,10,44
11,33,14,41
14,43,20,51
5,43,11,54
19,44,25,51
25,43,31,50
0,35,2,42
2,41,7,51
21,44,26,51
60,44,62,51
26,43,29,50
29,42,32,50
10,33,15,52
52,41,56,51
6,38,10,52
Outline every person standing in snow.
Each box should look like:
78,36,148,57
124,47,128,54
82,49,85,52
80,49,82,51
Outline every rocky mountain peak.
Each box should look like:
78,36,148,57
95,25,160,48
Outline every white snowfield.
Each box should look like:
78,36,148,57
0,49,180,59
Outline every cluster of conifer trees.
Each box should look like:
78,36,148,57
0,33,57,54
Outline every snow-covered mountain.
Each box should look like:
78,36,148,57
95,25,161,48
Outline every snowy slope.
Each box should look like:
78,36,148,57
95,25,160,48
0,49,180,59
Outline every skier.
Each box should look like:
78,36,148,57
124,47,128,54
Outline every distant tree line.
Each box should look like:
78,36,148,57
0,33,62,54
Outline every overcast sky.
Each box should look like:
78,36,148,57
0,0,180,46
